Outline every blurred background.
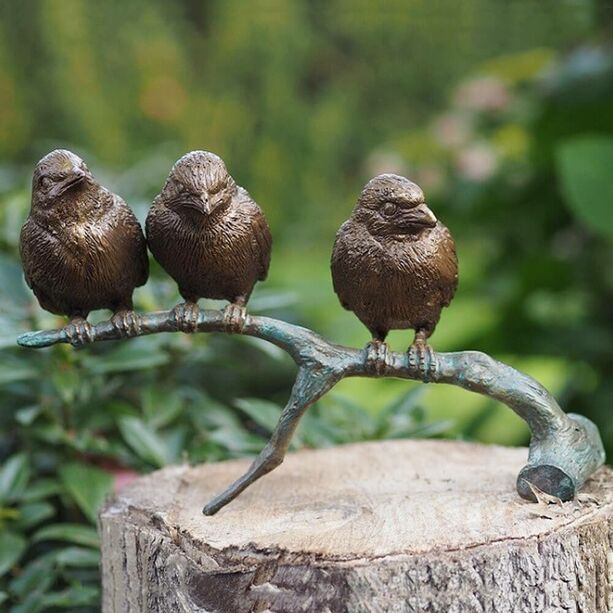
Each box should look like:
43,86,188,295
0,0,612,609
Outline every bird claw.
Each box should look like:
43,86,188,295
172,302,200,333
222,303,247,333
111,310,142,338
365,340,389,376
63,319,95,347
407,340,437,382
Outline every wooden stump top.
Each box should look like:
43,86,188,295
105,439,612,560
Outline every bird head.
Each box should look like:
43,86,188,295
161,151,236,218
31,149,93,208
352,174,437,237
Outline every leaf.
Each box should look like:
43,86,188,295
32,523,99,548
17,502,55,529
30,423,66,446
20,479,61,503
207,428,264,454
0,453,31,504
298,411,343,447
187,393,242,430
239,336,286,360
381,386,426,418
59,463,113,523
8,552,56,600
142,385,185,429
248,289,299,312
14,405,42,426
0,255,31,312
0,531,26,577
323,395,377,440
82,340,169,374
159,425,188,463
54,546,100,568
481,49,554,83
58,566,100,586
556,136,613,239
117,416,170,467
10,591,47,613
51,368,81,406
235,398,282,432
402,420,454,438
41,585,99,608
0,314,29,349
0,355,38,385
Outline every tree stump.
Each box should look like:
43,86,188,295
99,440,612,612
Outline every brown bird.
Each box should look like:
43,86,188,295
331,174,458,374
146,151,272,331
20,149,149,344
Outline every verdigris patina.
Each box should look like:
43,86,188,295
17,309,605,516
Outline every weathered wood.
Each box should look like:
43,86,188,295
99,440,612,612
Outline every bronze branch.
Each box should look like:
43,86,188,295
17,308,605,516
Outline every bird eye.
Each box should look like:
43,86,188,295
40,176,52,189
382,202,397,217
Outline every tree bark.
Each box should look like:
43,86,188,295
99,440,612,613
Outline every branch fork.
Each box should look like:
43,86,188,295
17,308,606,515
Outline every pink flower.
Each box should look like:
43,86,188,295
455,143,498,182
432,113,471,148
415,166,445,192
453,77,510,112
112,468,139,493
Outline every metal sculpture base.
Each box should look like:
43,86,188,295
17,309,606,515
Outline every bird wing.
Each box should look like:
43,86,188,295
436,223,459,307
331,221,375,311
19,216,72,314
331,223,349,304
236,187,272,281
112,193,149,287
19,217,68,289
145,195,179,267
19,218,38,290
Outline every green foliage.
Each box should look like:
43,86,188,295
236,387,449,450
556,136,613,239
0,453,101,610
58,465,113,524
0,533,26,578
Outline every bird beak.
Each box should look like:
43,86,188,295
55,167,86,196
404,203,437,228
198,194,211,215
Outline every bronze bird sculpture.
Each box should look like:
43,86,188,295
20,149,149,344
146,151,272,331
331,174,458,374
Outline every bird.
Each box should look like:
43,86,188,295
20,149,149,345
146,151,272,332
331,173,458,375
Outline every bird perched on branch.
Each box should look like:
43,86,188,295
331,174,458,375
20,149,149,344
146,151,272,332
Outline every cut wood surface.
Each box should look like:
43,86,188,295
100,439,612,613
